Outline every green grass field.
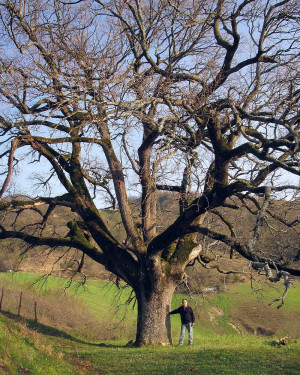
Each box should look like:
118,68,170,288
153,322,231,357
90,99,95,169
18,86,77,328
0,272,299,374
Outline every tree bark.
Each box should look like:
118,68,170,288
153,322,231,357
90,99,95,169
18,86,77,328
134,281,176,346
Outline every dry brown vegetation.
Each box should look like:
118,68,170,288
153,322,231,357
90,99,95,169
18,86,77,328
0,282,112,341
230,301,300,338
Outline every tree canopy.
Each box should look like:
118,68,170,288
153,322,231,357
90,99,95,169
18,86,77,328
0,0,299,345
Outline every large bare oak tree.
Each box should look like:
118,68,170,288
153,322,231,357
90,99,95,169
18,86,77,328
0,0,299,345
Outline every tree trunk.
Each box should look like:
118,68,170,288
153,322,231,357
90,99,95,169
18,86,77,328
135,283,176,346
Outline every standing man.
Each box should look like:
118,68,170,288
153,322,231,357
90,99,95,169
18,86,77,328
166,299,195,346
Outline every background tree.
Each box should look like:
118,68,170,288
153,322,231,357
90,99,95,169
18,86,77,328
0,0,299,346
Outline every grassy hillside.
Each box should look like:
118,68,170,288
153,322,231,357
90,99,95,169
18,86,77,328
0,272,136,342
1,196,299,286
0,272,299,374
0,312,78,375
0,272,299,341
0,307,299,375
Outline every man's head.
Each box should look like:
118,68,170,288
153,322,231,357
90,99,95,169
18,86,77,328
182,299,188,308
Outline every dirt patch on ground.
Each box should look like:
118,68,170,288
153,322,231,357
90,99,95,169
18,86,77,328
230,301,300,338
208,306,224,322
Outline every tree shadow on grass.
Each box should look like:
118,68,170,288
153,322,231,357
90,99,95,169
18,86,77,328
0,310,121,348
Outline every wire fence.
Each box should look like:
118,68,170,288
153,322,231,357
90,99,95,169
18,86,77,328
0,286,38,322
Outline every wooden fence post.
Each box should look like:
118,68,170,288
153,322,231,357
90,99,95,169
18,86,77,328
166,304,173,345
34,302,38,322
18,291,23,316
0,287,4,310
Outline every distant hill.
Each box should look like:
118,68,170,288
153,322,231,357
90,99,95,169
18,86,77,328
0,194,299,290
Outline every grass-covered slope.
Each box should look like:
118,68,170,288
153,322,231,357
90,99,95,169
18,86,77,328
0,272,299,341
0,272,299,374
0,312,77,375
0,310,299,375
